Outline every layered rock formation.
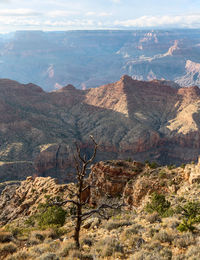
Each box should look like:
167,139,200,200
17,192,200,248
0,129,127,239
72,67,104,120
1,77,200,182
1,158,199,225
88,160,174,207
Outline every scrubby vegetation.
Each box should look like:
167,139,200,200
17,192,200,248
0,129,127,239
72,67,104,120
0,159,200,259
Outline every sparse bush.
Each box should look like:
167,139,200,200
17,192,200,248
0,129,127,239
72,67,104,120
102,239,124,257
145,212,161,223
0,242,17,254
132,240,172,260
5,227,23,238
6,249,31,260
162,217,179,229
158,171,167,179
173,233,195,248
81,237,93,247
0,231,12,243
105,220,132,230
148,228,159,238
94,237,124,257
59,240,76,257
154,230,173,243
124,224,142,236
39,253,59,260
81,253,93,260
29,231,45,242
185,245,200,259
130,250,160,260
145,192,172,217
68,249,82,259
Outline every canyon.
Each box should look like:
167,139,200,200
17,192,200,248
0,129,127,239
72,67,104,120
0,29,200,91
0,76,200,182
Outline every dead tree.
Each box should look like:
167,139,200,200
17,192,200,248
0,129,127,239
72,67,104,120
54,135,124,248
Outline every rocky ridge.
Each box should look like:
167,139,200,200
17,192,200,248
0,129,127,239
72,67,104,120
1,77,200,181
1,158,200,226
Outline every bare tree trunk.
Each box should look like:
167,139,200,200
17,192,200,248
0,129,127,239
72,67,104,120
74,207,82,248
74,177,83,248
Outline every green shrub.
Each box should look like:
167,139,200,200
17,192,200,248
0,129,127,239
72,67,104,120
25,215,36,227
145,192,172,217
147,161,159,169
180,163,186,169
176,201,200,232
167,164,176,170
158,171,167,179
38,205,67,229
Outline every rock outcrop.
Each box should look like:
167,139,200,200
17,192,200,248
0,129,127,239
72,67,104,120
184,156,200,184
88,160,144,206
88,160,171,207
1,158,199,225
0,177,68,225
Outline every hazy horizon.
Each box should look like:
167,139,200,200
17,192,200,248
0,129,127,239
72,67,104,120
0,0,200,32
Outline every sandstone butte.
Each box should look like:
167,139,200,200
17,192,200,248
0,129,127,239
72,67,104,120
0,75,200,182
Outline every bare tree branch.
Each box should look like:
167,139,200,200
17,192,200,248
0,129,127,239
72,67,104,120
53,199,80,207
82,185,92,193
80,202,125,220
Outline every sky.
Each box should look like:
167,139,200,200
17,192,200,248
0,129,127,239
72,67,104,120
0,0,200,32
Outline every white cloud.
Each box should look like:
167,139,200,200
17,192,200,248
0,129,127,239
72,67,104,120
85,11,112,17
48,10,79,17
111,0,121,3
44,19,94,28
99,12,112,17
85,11,96,16
0,8,41,16
114,14,200,28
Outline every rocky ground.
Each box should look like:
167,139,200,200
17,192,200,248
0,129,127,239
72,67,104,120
0,158,200,259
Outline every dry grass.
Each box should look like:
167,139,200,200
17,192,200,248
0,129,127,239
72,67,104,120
0,242,17,259
173,232,196,248
0,231,13,243
145,212,161,223
154,230,174,243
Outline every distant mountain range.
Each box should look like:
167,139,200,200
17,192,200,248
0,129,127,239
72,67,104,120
0,76,200,182
0,29,200,91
